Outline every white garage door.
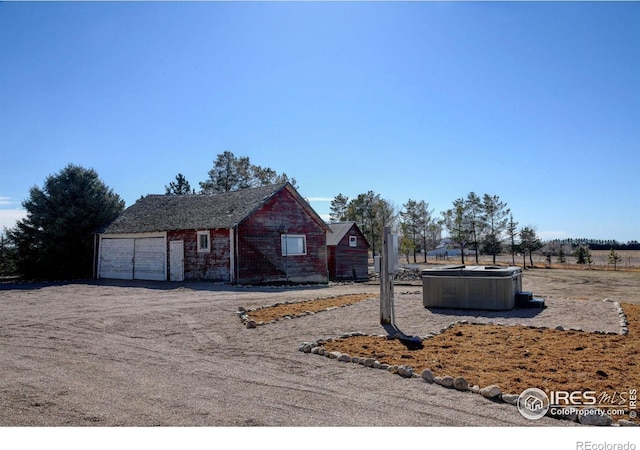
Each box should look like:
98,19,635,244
99,236,166,281
99,238,134,280
133,237,166,281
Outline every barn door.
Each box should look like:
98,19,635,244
169,240,184,282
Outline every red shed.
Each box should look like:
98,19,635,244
326,221,370,282
97,183,330,285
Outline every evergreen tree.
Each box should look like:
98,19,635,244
0,231,17,276
399,199,432,263
343,191,396,257
199,151,296,193
465,192,483,264
557,246,567,264
399,225,415,264
251,164,297,188
608,248,622,270
165,173,193,195
585,247,594,268
329,194,349,223
507,213,519,265
481,194,510,264
574,246,587,264
6,164,124,280
442,198,469,265
519,226,542,269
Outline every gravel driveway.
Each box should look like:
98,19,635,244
1,277,620,427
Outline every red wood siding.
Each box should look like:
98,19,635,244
236,188,327,284
328,225,369,281
167,229,230,281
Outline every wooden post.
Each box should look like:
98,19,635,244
380,226,395,325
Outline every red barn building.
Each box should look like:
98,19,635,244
96,183,330,285
326,221,370,282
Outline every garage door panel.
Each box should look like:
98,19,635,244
133,238,165,281
99,238,134,280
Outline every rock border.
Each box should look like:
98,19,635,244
299,311,636,427
240,295,633,426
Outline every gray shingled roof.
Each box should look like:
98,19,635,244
326,221,366,246
102,182,292,234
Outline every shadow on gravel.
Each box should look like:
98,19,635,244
0,278,338,293
425,306,546,319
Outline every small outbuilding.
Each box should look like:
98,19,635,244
96,182,330,285
326,221,370,282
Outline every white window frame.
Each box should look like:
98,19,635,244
281,234,307,256
197,230,210,253
349,236,357,247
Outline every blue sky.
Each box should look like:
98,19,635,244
1,1,639,242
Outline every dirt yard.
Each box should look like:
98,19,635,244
1,267,639,427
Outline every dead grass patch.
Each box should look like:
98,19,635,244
250,293,639,423
319,302,640,422
246,293,376,323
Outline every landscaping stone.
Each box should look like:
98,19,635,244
421,369,435,383
500,394,519,405
453,377,469,391
618,419,639,427
434,376,454,388
578,408,613,426
397,366,413,378
363,358,376,368
479,385,502,399
301,343,313,353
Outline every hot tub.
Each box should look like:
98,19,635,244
422,265,522,310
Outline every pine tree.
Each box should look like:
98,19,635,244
6,164,124,280
481,194,510,264
585,247,594,269
557,247,567,264
165,173,193,195
519,226,541,269
608,248,622,270
507,213,519,265
574,246,587,264
442,198,469,265
400,199,432,263
199,151,296,193
329,194,349,223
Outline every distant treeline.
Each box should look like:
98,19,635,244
547,239,640,251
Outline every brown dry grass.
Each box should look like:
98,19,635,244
248,295,640,422
246,293,377,323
